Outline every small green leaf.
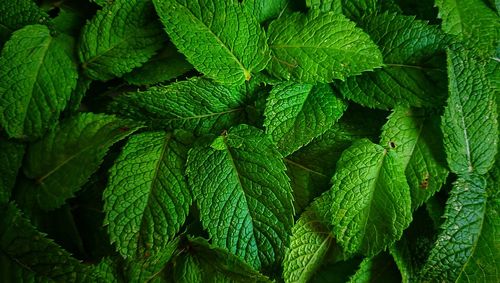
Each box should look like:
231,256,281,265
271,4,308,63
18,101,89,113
104,132,191,259
243,0,289,23
267,12,383,82
186,125,294,269
264,82,347,156
0,0,48,43
79,0,164,80
330,139,412,256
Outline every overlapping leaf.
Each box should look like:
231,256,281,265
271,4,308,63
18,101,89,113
104,132,191,258
186,125,294,269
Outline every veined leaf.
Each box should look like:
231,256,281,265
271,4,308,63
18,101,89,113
104,132,191,259
79,0,164,80
436,0,500,57
419,175,490,282
23,113,141,211
0,202,101,282
111,77,247,135
264,82,347,156
340,13,449,110
267,12,383,83
0,140,25,203
153,0,270,85
306,0,342,13
243,0,288,23
0,25,78,139
442,48,498,175
347,252,401,283
330,139,412,256
283,191,342,283
173,237,271,283
186,125,294,269
381,108,449,210
0,0,48,43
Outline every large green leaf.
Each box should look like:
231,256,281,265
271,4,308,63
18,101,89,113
441,48,498,175
0,202,101,282
340,13,449,110
173,237,271,283
23,113,140,210
381,108,449,210
330,139,412,256
111,77,247,135
267,12,383,83
104,132,191,259
0,25,78,139
243,0,288,23
419,175,490,282
264,82,347,156
186,125,294,269
79,0,164,80
436,0,500,57
153,0,270,85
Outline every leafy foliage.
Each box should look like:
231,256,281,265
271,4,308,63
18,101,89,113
0,0,498,282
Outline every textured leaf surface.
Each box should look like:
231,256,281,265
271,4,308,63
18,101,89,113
267,12,383,83
23,113,140,210
283,191,340,283
442,48,498,175
381,108,449,210
79,0,164,80
419,176,489,282
0,0,47,43
347,252,401,283
186,125,294,269
111,78,247,135
330,139,412,256
0,140,25,203
174,237,271,283
306,0,342,13
153,0,270,85
244,0,288,23
264,82,347,156
104,132,191,258
0,25,78,139
341,0,402,21
0,202,100,282
436,0,500,57
340,13,448,109
123,44,192,86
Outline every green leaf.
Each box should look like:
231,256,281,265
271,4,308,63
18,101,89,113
341,0,401,21
186,125,294,269
123,43,193,86
306,0,343,13
264,82,347,156
330,139,412,256
153,0,270,85
0,0,48,43
267,12,383,83
243,0,289,23
283,191,341,283
441,48,498,175
79,0,164,81
23,113,141,211
347,252,401,283
436,0,500,57
419,175,489,282
111,77,247,135
340,13,449,110
173,237,271,283
0,202,101,282
0,140,25,203
380,108,449,210
104,132,191,259
0,24,78,139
